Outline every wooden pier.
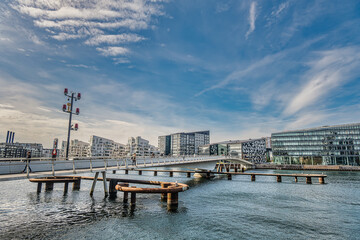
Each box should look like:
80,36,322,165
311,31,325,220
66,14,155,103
115,168,327,184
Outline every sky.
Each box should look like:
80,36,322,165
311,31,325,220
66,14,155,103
0,0,360,148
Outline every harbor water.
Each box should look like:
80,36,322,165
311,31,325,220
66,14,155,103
0,162,359,239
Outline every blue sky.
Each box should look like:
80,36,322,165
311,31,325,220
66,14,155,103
0,0,360,147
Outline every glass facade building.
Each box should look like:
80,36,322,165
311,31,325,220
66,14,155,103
272,123,360,166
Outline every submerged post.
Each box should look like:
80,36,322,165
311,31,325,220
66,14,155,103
251,175,256,181
90,172,99,196
277,176,282,182
319,177,325,184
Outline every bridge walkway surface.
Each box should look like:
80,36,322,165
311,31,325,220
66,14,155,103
0,156,229,181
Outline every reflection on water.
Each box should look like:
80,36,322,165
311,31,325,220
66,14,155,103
0,162,360,239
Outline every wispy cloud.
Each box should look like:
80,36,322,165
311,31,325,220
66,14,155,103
284,46,360,115
11,0,165,59
96,46,130,56
85,33,145,46
245,2,257,39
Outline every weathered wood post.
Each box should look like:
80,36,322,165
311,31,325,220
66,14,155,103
45,182,54,191
169,172,173,177
227,174,232,180
277,176,282,182
294,176,298,183
73,178,81,191
102,171,108,196
123,183,129,204
306,177,312,184
187,172,191,178
90,172,99,196
125,169,129,174
130,186,136,205
167,190,178,210
251,174,256,181
138,170,142,175
161,183,171,201
64,182,69,194
319,177,325,184
154,171,157,176
109,179,118,198
37,182,42,193
112,170,116,174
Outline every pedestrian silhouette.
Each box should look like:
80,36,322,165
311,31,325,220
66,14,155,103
22,151,32,173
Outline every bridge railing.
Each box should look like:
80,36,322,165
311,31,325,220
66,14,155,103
0,155,222,177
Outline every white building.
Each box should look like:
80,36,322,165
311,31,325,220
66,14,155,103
89,135,125,157
70,139,90,158
126,136,155,156
161,130,210,156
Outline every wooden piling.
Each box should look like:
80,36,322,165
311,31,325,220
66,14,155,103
187,172,191,178
73,178,81,191
319,177,325,184
45,182,54,191
169,172,173,177
102,172,108,196
251,175,256,181
131,186,136,205
123,183,129,204
125,169,129,174
161,183,171,201
227,174,232,180
37,182,42,193
64,182,69,194
109,179,118,198
306,177,312,184
90,172,99,196
138,170,142,175
294,176,298,183
167,192,178,207
154,171,157,176
112,170,116,174
277,176,282,182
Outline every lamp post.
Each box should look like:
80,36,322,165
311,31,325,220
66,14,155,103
63,88,81,160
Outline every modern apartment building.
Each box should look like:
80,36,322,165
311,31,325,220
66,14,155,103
0,142,43,158
69,139,90,158
89,135,125,157
126,136,155,156
159,131,210,156
272,123,360,166
158,135,171,156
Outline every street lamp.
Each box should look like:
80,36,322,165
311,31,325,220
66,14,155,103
63,88,81,160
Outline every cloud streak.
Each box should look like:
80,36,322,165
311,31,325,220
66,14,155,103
245,2,257,39
284,47,360,115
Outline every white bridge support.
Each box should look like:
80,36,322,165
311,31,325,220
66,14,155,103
0,156,253,179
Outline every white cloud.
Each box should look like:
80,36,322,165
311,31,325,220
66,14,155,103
96,46,130,56
284,47,360,116
245,2,257,39
11,0,165,59
85,34,145,45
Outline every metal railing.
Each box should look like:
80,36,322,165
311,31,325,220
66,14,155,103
0,155,222,177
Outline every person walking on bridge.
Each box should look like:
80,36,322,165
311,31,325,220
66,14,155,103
22,151,32,173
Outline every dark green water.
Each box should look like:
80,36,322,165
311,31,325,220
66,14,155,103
0,162,359,239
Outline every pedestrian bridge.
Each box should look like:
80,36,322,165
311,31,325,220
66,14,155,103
0,156,254,180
